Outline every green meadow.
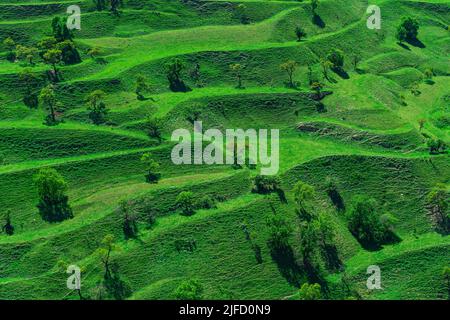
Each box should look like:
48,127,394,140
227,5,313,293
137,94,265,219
0,0,448,300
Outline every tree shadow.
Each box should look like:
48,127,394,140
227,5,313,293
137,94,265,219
303,259,328,292
327,189,345,212
356,231,402,251
397,42,411,51
276,188,288,204
322,245,343,272
407,37,426,48
271,246,303,287
332,67,349,79
312,14,325,28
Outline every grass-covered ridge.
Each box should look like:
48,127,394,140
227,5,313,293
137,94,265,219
0,0,448,300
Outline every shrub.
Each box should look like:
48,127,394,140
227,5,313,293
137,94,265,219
166,58,190,92
396,17,419,43
86,90,108,125
174,279,203,300
141,153,161,183
298,283,321,300
266,212,293,252
347,196,397,248
194,195,217,210
327,49,345,70
427,138,447,154
176,191,196,216
295,26,307,41
252,175,281,194
33,168,73,222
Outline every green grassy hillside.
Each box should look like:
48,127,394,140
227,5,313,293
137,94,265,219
0,0,448,300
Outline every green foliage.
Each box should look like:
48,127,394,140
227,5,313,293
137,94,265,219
298,283,321,300
396,17,420,43
347,196,398,248
166,58,190,92
293,180,315,221
174,279,203,300
141,153,161,183
230,63,244,89
427,138,447,155
1,210,14,236
119,200,138,239
135,75,150,100
33,168,73,222
426,184,449,233
19,68,39,109
252,175,281,194
86,90,108,125
194,195,217,210
145,117,162,143
266,212,293,252
3,37,16,62
327,49,345,70
39,85,59,125
295,26,306,41
176,191,196,216
51,17,73,42
280,60,298,88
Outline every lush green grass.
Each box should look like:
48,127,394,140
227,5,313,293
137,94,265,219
0,0,448,300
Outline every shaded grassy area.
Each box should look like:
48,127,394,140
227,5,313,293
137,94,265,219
0,0,448,300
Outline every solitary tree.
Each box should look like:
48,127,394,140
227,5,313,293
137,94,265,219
426,184,449,233
230,63,244,89
135,74,149,100
119,200,138,239
1,210,14,236
15,45,38,65
3,37,16,62
43,49,62,82
141,153,161,183
87,47,101,59
33,168,73,222
110,0,123,15
311,82,324,99
166,58,189,92
298,283,321,300
97,234,117,279
280,60,298,88
396,17,419,43
347,196,396,247
320,58,333,81
19,68,39,109
352,55,361,71
266,212,293,252
327,49,345,71
295,26,307,41
145,116,162,143
424,69,434,84
86,90,108,125
39,85,58,125
174,279,203,300
418,119,426,131
176,191,196,216
293,180,316,221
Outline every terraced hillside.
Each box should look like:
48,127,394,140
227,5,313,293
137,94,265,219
0,0,448,300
